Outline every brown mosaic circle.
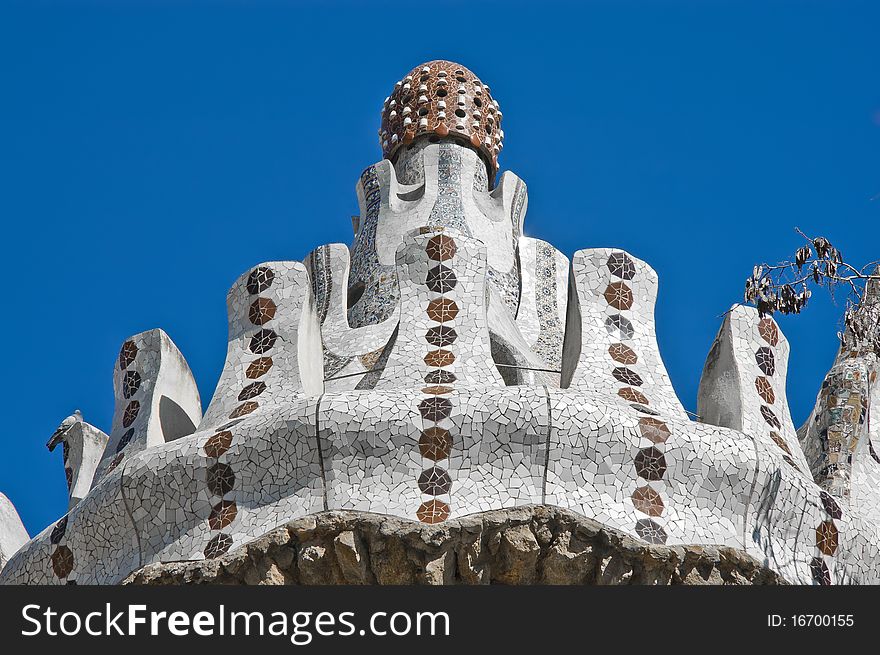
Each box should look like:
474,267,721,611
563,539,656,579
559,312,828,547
229,402,258,418
634,447,667,481
760,405,781,429
618,387,648,404
419,427,453,461
810,557,831,585
122,370,141,399
612,367,643,386
769,431,792,456
248,298,277,325
122,400,140,428
208,500,238,530
755,347,776,376
422,385,454,395
816,520,839,556
758,318,779,346
246,357,273,379
425,369,456,384
604,282,634,310
106,452,124,473
426,298,459,322
426,265,457,293
424,349,455,367
416,499,450,524
608,343,638,365
238,381,267,401
204,533,233,559
425,325,457,347
417,466,452,495
607,252,636,280
755,376,776,404
418,397,453,422
820,491,843,520
204,431,233,458
51,545,75,578
116,428,134,453
206,462,235,496
246,267,275,294
50,517,68,545
631,486,664,517
635,518,667,545
638,418,671,444
426,234,457,261
249,329,277,354
118,340,138,370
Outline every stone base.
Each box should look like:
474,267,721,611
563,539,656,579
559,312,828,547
123,505,785,585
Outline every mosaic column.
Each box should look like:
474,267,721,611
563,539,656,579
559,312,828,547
698,305,810,474
561,249,688,421
377,228,503,523
199,261,324,430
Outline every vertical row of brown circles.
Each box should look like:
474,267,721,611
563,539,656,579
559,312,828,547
201,264,278,559
753,317,840,584
231,266,277,419
754,318,801,472
202,425,236,559
811,490,842,585
48,515,74,582
603,252,672,545
416,234,459,524
108,339,142,474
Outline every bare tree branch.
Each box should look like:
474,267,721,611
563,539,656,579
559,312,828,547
744,228,880,356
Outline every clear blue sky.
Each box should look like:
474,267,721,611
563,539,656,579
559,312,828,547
1,0,878,536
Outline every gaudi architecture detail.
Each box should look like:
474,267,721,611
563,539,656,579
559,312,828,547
1,60,879,585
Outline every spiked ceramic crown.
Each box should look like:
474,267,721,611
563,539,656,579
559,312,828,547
379,60,503,177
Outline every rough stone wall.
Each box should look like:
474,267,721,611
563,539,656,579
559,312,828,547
124,506,785,586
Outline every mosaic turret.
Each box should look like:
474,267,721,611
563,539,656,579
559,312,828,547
3,60,880,586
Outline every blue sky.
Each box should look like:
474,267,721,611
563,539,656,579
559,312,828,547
1,0,877,535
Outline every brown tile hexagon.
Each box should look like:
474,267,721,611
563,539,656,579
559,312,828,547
758,318,779,346
248,298,277,325
426,298,459,322
416,499,450,524
425,234,457,261
608,343,638,365
419,427,453,461
631,485,664,517
604,281,634,310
